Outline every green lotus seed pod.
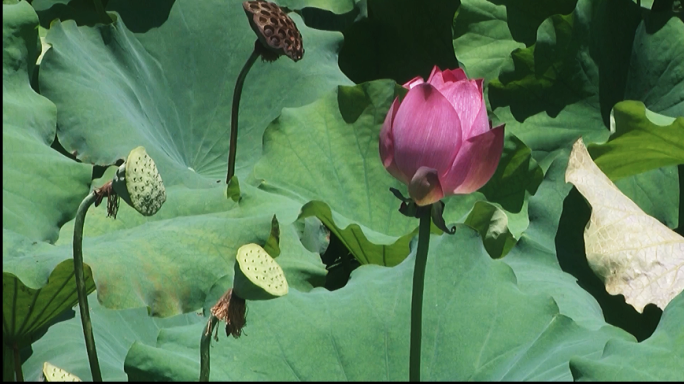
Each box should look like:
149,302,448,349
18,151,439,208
112,146,166,216
233,243,288,301
42,362,82,382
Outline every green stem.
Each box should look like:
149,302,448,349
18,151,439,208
199,315,219,382
409,206,432,382
92,0,110,24
226,41,261,183
13,343,23,382
73,192,102,382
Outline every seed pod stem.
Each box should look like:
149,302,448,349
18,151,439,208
73,192,103,382
199,314,219,382
226,42,260,184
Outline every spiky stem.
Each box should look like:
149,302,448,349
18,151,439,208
73,192,102,381
226,40,261,183
409,205,432,382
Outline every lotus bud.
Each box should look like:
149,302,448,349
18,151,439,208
112,146,166,216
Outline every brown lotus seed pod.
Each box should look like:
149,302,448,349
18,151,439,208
242,0,304,62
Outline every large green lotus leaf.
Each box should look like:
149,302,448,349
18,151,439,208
296,200,416,266
53,166,300,243
451,0,576,82
288,0,365,34
252,80,417,266
612,165,679,229
3,3,91,366
443,134,543,258
124,225,630,381
453,0,523,81
490,1,641,152
453,0,646,163
463,201,518,258
588,101,684,181
2,1,91,243
632,0,654,10
479,134,543,215
449,133,541,233
279,0,358,14
452,0,680,259
500,148,611,330
3,259,95,349
570,291,684,381
253,79,544,264
31,0,109,28
250,80,520,265
462,133,542,253
493,0,578,46
20,292,202,381
503,141,676,334
4,172,326,317
514,142,678,333
623,15,684,117
458,3,681,225
338,0,461,84
38,0,352,188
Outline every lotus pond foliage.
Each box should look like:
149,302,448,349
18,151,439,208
3,0,683,382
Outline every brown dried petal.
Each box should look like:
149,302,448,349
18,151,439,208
210,288,247,339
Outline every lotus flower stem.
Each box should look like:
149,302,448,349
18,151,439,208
73,192,103,382
226,42,260,184
409,206,432,382
199,315,219,382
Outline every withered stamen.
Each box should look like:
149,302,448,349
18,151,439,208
210,288,247,340
94,180,120,218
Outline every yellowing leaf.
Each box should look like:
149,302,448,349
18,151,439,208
42,362,82,382
565,138,684,313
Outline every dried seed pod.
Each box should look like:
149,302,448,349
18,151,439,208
242,0,304,62
233,243,288,300
112,146,166,216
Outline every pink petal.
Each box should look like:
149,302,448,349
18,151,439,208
427,66,470,92
379,97,410,184
403,75,425,90
442,68,468,82
466,79,490,138
426,65,443,86
442,124,505,194
436,78,486,138
392,83,463,182
474,77,484,94
409,166,444,206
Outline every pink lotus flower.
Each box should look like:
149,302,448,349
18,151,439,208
379,66,505,206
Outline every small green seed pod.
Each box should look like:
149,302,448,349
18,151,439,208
233,243,288,301
112,146,166,216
